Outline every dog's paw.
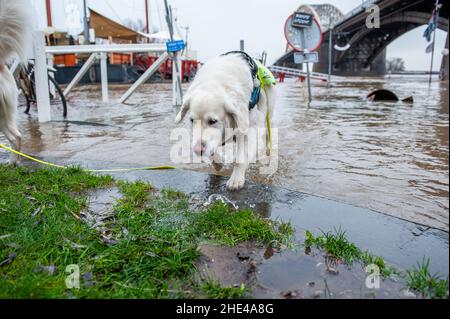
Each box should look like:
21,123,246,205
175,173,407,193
226,175,245,191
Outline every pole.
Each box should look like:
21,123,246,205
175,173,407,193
45,0,53,27
185,26,190,52
328,28,333,89
33,31,52,123
300,30,312,104
429,0,440,84
83,0,90,44
145,0,150,35
100,52,109,102
164,0,183,106
240,40,245,52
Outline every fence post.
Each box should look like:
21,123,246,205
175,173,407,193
33,31,52,123
100,52,109,102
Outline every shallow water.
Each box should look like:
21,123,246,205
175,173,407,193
5,75,449,231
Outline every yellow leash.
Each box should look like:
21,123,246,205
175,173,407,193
0,143,176,172
257,72,273,156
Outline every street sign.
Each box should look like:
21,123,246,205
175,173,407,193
284,13,323,52
284,11,324,105
292,12,313,28
166,40,185,53
294,52,319,64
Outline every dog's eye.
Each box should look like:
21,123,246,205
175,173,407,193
208,119,218,126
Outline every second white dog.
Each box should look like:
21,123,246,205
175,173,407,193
0,0,31,164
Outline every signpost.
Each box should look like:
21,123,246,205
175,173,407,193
284,11,323,104
164,0,183,106
294,52,319,64
166,40,185,53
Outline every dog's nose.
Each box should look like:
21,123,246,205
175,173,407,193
193,142,206,155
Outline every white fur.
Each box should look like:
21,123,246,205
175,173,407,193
175,54,276,190
0,0,31,163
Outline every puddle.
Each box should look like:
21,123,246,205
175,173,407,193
197,242,415,299
81,187,123,245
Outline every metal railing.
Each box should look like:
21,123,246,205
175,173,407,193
269,65,341,80
33,31,182,123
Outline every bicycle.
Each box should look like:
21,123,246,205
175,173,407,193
16,60,67,118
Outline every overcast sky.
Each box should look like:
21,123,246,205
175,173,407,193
33,0,448,70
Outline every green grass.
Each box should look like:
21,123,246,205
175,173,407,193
189,202,293,247
305,228,361,264
0,165,292,299
305,228,398,277
406,258,449,299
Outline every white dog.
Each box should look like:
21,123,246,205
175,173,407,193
0,0,31,164
175,52,276,190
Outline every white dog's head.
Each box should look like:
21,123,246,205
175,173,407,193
175,90,249,157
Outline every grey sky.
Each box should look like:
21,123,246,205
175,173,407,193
33,0,448,70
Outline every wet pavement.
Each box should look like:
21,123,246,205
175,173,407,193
83,165,445,298
0,76,449,289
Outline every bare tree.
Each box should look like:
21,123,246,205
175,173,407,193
123,18,147,33
386,57,406,73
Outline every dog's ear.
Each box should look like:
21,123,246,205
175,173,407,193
224,98,249,134
175,96,191,124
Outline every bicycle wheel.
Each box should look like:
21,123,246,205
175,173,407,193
48,76,67,118
17,71,33,114
29,69,67,118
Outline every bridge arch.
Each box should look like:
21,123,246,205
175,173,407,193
336,11,449,69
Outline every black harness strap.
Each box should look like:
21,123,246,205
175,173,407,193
222,51,261,110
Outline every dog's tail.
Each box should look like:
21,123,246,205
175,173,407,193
0,0,32,64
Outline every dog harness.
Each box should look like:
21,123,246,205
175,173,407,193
222,51,275,155
223,51,276,110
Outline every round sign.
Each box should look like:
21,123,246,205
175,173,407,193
284,13,323,52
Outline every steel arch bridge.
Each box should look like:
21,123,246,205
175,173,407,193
275,0,449,78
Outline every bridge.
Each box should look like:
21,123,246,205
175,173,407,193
274,0,449,78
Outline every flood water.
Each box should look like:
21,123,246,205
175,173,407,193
5,75,449,231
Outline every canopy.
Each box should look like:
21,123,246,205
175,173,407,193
89,9,141,42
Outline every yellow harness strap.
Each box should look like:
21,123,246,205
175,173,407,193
256,72,273,156
0,143,176,172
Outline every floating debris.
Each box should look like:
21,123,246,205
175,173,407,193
367,89,414,104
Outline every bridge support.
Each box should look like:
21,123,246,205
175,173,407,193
440,31,449,81
314,32,387,76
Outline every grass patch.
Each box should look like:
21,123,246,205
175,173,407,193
406,258,449,299
190,202,293,247
0,165,292,299
305,228,360,264
306,228,399,278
